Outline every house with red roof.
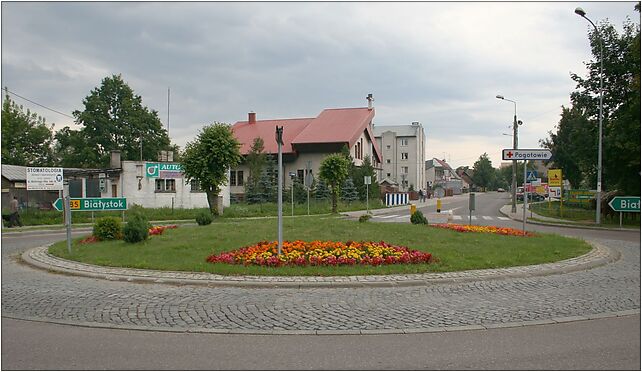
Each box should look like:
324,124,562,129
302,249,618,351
230,96,382,198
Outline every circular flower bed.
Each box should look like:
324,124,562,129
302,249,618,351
432,223,535,237
79,224,178,244
206,240,435,267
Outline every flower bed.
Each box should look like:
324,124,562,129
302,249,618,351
432,223,534,237
206,240,435,267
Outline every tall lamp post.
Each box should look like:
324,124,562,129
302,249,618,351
496,95,521,213
575,7,604,225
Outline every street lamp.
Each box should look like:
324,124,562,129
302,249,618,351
575,7,604,225
496,95,522,213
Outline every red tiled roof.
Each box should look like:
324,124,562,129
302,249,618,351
231,118,314,154
231,107,382,162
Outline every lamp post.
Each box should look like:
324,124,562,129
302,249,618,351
496,95,521,213
575,7,604,225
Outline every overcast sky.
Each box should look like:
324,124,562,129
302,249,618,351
1,1,639,168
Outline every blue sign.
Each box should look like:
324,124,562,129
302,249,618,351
526,171,538,182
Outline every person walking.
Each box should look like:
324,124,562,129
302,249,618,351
9,197,22,227
418,189,424,203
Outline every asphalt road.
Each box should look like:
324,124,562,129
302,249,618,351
2,315,639,370
1,193,640,370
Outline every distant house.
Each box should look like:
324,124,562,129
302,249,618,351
373,121,426,192
1,150,227,213
425,158,464,196
230,97,382,199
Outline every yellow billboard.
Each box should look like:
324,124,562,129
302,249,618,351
548,169,562,187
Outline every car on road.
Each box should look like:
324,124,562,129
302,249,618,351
497,188,505,192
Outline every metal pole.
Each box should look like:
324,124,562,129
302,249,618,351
366,182,369,214
523,161,527,235
276,127,283,256
512,108,518,214
307,188,310,216
63,182,72,254
291,178,294,217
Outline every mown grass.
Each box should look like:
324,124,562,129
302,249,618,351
48,216,592,276
8,200,385,226
529,201,640,227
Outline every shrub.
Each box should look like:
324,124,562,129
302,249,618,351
123,212,151,243
410,210,428,225
196,211,213,225
93,217,122,241
358,214,371,223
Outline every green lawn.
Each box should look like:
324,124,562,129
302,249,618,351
530,201,640,227
48,216,592,276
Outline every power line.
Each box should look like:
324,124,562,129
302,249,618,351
3,88,75,119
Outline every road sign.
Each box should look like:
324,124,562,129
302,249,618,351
549,186,562,198
548,169,562,187
364,176,372,185
26,167,63,191
53,198,127,211
567,189,596,204
99,178,107,193
608,197,640,212
502,149,552,161
526,171,537,182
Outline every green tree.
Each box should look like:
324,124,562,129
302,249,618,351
543,12,640,194
314,179,330,200
1,92,55,166
181,123,242,215
352,155,379,201
319,153,350,213
472,153,495,191
245,137,267,189
69,74,171,167
341,177,359,203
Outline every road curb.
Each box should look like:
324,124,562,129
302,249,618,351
22,240,618,289
3,309,639,336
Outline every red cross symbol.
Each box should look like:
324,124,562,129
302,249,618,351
506,151,513,158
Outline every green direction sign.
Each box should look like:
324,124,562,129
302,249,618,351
53,198,127,211
608,196,640,212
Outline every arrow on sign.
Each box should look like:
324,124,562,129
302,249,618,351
608,196,641,212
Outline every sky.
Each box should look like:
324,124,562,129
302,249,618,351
1,1,639,169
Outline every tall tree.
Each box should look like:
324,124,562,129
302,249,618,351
319,153,350,213
1,92,55,166
70,74,171,167
181,123,242,215
543,12,640,194
245,137,267,189
472,153,495,191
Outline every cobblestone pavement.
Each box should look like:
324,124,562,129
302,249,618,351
2,238,639,335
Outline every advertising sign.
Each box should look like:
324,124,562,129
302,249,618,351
26,167,63,190
548,169,562,187
145,163,183,178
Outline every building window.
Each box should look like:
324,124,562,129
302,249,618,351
401,152,409,160
400,139,408,146
190,180,202,192
155,179,176,192
230,170,244,186
297,169,305,183
386,159,391,164
386,173,391,177
386,145,391,149
354,139,364,160
401,166,409,174
86,178,101,197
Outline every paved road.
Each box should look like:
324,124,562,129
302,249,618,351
1,193,640,369
2,315,639,370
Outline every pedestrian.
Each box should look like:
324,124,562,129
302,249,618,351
9,196,22,227
418,189,424,202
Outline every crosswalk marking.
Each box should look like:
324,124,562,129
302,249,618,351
395,215,410,219
498,217,510,221
482,216,493,220
377,214,399,219
452,215,462,220
371,214,512,222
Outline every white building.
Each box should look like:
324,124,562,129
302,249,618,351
373,122,426,192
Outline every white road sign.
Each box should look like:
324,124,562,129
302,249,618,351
502,149,552,161
549,187,562,198
26,167,63,190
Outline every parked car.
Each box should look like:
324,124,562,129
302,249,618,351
497,188,505,192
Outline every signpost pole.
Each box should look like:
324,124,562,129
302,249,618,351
276,126,284,256
620,212,623,228
522,161,527,235
366,182,369,214
63,182,72,254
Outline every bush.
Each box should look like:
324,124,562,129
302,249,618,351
123,212,151,243
410,210,428,225
196,211,213,226
358,214,371,223
93,217,122,241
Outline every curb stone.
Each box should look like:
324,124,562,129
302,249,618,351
22,240,617,289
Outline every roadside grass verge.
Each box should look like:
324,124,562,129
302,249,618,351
48,216,592,276
7,200,386,226
529,201,640,227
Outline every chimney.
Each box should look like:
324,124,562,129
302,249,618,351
366,94,374,110
248,112,256,124
110,150,121,168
